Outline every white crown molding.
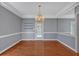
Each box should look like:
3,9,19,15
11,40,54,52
22,39,58,41
56,2,78,17
0,2,23,18
22,15,57,18
59,14,75,18
0,2,79,19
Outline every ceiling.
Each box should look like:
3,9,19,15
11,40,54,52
0,2,76,18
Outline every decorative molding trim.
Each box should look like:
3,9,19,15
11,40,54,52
0,32,74,39
21,32,71,33
74,6,78,53
21,32,75,37
57,32,75,37
0,2,22,18
0,31,77,54
22,39,58,41
56,2,78,17
0,32,21,38
44,32,75,37
21,32,34,34
0,2,78,19
44,32,58,33
0,40,21,54
57,40,77,53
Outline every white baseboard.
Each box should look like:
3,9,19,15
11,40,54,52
0,39,77,54
0,40,21,54
57,40,77,53
22,39,58,41
22,39,77,52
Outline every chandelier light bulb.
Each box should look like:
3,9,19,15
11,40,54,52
35,4,44,23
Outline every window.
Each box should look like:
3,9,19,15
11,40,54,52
70,21,75,36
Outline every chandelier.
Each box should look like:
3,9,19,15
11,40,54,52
35,5,44,23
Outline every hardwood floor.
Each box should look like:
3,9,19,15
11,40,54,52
0,40,78,56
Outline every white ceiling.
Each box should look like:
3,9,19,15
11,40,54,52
0,2,76,18
58,8,75,18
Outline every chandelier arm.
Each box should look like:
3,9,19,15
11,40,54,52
38,5,42,16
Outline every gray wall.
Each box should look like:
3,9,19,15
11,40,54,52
44,18,57,39
0,4,76,52
58,18,74,32
57,18,76,50
44,18,57,32
21,18,76,50
57,34,75,50
76,14,79,52
75,5,79,52
0,5,22,52
22,18,76,50
22,18,35,32
0,5,22,36
22,18,35,39
22,18,57,39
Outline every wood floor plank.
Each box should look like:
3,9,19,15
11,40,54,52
0,40,78,56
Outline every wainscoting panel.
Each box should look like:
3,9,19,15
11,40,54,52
22,33,35,39
0,33,21,53
57,34,76,50
44,33,57,39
